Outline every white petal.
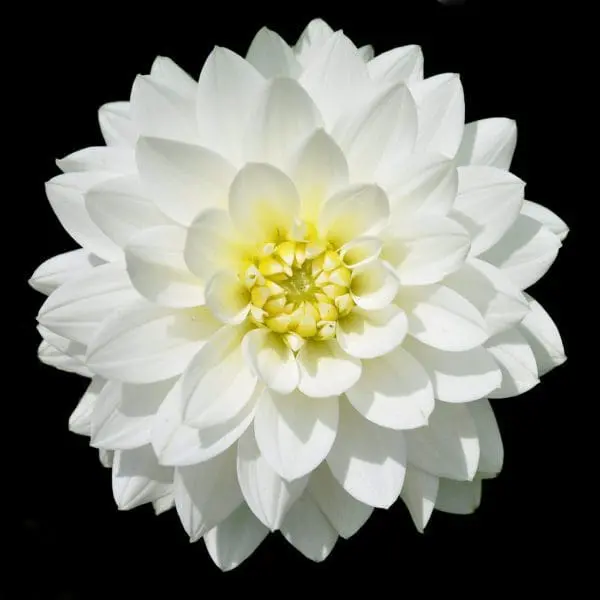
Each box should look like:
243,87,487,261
246,27,301,78
382,216,470,286
37,263,139,345
327,401,406,508
98,102,138,148
228,163,300,242
308,463,373,538
204,504,269,572
405,402,479,481
468,400,503,478
456,118,517,170
280,494,337,562
254,389,338,480
481,214,562,290
337,305,408,359
205,271,250,325
297,340,362,398
112,445,173,510
318,183,389,247
174,447,243,541
357,45,374,62
242,329,299,394
368,45,424,85
518,294,566,376
149,56,196,98
38,338,91,378
136,136,235,225
69,377,106,435
86,301,220,383
486,328,539,398
399,284,488,351
346,346,434,430
99,449,114,469
435,479,481,515
410,73,465,158
85,175,171,249
350,260,400,310
237,427,308,529
520,200,569,242
400,466,438,532
57,146,135,174
294,20,335,65
339,237,382,269
404,337,501,403
452,166,525,256
153,493,175,515
126,225,205,308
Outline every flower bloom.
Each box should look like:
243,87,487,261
31,19,567,570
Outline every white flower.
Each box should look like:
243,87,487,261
31,18,568,570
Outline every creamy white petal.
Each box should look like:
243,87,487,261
237,427,308,529
294,19,335,66
246,28,301,78
254,390,338,480
153,493,175,515
456,118,517,170
435,479,482,514
468,400,503,478
205,271,250,325
308,463,373,538
69,377,106,435
406,402,479,481
486,328,539,398
57,146,135,174
350,260,399,310
520,200,569,242
400,465,439,532
98,102,138,148
339,237,382,269
337,305,408,359
452,166,525,256
136,136,235,226
87,301,220,383
38,339,92,378
281,494,337,562
149,56,197,98
297,340,362,398
327,401,406,508
346,346,434,430
368,45,424,85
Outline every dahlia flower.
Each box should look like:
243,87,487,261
31,18,567,570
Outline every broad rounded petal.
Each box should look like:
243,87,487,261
469,400,503,478
357,45,374,62
337,305,408,359
136,136,235,225
382,216,470,286
435,479,482,515
204,504,269,572
368,45,424,85
452,166,525,256
37,263,140,345
112,446,173,510
254,390,338,480
149,56,197,98
518,294,566,376
126,226,205,308
486,328,539,398
205,271,250,324
246,27,301,78
399,284,488,352
174,447,243,541
297,340,362,398
281,494,337,562
57,146,135,174
456,118,517,170
444,258,530,336
87,301,220,383
242,329,299,394
318,183,389,248
521,200,569,242
294,19,335,66
406,402,479,481
346,346,434,430
327,401,406,508
98,102,138,148
340,237,382,269
229,163,300,242
69,377,106,435
333,83,417,180
291,129,349,222
46,172,122,261
400,466,438,532
29,250,102,296
196,47,266,165
181,326,258,428
99,449,114,469
86,175,171,249
404,337,501,403
350,260,400,310
237,427,308,529
308,463,373,538
481,214,563,290
410,73,465,158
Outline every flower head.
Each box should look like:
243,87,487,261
31,18,567,570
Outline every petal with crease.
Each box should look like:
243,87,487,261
368,45,424,85
468,400,503,478
400,465,438,532
246,28,301,78
69,377,106,435
435,479,482,515
455,118,517,170
350,260,400,310
520,200,569,241
98,102,138,148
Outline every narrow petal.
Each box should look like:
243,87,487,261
456,118,517,170
98,102,138,148
346,346,434,430
69,377,106,435
400,465,439,532
297,340,362,398
435,479,482,515
246,28,301,78
294,19,335,66
327,401,406,508
57,146,135,174
367,45,424,85
520,200,569,241
468,400,503,478
350,260,400,310
38,338,91,378
254,390,339,480
405,402,479,481
29,250,101,296
149,56,197,98
153,493,175,515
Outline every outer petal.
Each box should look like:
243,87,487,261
520,200,569,241
246,27,301,78
468,400,503,478
455,118,517,170
368,45,424,85
57,146,135,174
327,401,407,508
400,465,439,532
98,102,138,148
29,250,101,296
69,377,106,435
435,479,482,515
294,19,335,66
149,56,197,97
38,337,91,378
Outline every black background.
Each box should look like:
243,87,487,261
15,0,582,597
